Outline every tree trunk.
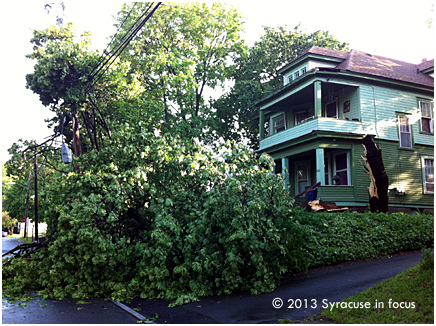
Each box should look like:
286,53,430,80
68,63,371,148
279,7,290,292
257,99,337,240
362,135,389,213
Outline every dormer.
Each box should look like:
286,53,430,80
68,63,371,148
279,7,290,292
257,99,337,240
279,46,348,86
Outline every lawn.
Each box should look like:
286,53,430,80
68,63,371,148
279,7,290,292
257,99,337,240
317,249,434,324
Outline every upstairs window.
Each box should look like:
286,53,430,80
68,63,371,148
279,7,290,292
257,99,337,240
284,66,308,85
324,101,338,118
398,115,412,148
272,114,286,134
295,110,308,125
420,101,433,133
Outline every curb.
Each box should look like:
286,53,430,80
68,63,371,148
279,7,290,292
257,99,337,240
109,299,155,323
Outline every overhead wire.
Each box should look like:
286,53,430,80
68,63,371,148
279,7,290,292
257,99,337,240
87,2,161,91
88,2,138,79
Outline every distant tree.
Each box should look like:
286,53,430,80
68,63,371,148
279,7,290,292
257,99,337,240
2,211,17,235
212,25,349,148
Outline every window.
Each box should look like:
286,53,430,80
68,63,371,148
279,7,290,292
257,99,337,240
423,158,434,194
420,101,433,133
296,163,310,194
295,111,308,125
333,152,350,185
284,66,307,85
272,114,286,134
324,101,338,118
398,115,412,148
324,157,330,185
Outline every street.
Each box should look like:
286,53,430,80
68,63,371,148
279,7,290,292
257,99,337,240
1,238,423,324
2,237,24,259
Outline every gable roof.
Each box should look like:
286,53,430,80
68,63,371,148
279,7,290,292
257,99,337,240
280,46,434,88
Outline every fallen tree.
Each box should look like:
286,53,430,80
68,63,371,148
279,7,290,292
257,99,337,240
362,135,389,213
2,124,307,305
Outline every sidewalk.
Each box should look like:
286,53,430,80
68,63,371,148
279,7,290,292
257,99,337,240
2,250,422,324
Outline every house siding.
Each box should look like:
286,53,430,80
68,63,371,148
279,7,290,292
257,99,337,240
378,140,434,207
359,83,433,146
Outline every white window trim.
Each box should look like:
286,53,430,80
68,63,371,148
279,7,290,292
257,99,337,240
283,65,308,85
332,151,351,186
398,115,413,149
421,156,434,194
419,100,433,134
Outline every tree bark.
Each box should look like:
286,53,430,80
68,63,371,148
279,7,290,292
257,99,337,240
362,135,389,213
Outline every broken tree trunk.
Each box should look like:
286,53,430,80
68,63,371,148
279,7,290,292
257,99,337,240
362,135,389,213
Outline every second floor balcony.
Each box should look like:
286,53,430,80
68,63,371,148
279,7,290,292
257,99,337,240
259,116,366,151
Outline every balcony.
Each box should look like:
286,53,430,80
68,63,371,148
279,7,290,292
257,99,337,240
259,117,366,151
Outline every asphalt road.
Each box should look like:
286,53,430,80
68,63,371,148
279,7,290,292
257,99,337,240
2,237,24,259
123,250,423,324
1,237,423,324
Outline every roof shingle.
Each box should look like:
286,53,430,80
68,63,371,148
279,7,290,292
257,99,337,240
281,46,434,88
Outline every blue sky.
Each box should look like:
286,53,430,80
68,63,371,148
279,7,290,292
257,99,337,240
1,0,434,164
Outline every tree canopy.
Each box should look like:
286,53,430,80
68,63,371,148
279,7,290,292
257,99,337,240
113,2,245,141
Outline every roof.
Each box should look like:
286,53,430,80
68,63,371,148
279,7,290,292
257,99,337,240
280,46,434,88
417,59,434,73
278,46,348,72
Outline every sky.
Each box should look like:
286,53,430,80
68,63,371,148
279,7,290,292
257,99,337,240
0,0,434,165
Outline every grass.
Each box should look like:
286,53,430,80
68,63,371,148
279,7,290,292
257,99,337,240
318,250,434,324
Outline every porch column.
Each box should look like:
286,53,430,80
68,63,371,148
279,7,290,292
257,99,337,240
259,110,265,141
316,148,325,186
314,81,322,118
282,157,290,189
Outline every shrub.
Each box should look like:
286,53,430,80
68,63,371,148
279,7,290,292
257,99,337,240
420,248,434,271
298,210,434,268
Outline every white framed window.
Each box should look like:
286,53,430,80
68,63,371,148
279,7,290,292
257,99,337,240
419,101,433,133
422,157,434,194
271,114,286,134
398,115,412,148
333,152,350,186
283,66,308,85
295,161,310,194
324,101,338,118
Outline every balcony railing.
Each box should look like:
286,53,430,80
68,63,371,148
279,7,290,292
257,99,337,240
260,117,367,150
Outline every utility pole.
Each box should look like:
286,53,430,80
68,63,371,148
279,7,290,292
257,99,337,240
24,172,32,239
34,153,39,243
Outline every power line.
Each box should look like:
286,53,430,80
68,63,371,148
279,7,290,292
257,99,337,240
88,2,138,79
87,2,162,91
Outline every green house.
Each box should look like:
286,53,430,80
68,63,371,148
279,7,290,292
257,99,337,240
255,46,434,213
